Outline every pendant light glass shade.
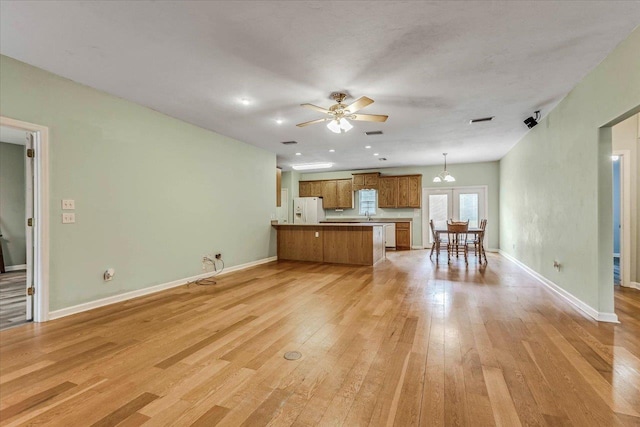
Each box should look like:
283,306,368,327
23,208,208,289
433,153,455,183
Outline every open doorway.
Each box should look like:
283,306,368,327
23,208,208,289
612,113,638,292
0,116,50,325
0,126,32,329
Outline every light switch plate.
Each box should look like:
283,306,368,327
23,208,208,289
62,199,75,210
62,213,75,224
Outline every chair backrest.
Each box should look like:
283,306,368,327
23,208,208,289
480,219,487,230
429,219,438,240
447,221,468,243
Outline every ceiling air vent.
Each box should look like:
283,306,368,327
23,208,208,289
365,130,384,136
379,157,387,161
469,117,494,124
280,140,298,145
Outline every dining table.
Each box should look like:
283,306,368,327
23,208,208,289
434,227,487,264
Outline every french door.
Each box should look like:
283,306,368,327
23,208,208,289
423,186,487,245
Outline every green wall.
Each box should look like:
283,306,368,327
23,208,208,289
0,55,277,312
500,27,640,315
0,141,27,267
297,161,500,249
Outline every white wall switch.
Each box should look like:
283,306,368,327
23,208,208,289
62,213,75,224
62,199,75,210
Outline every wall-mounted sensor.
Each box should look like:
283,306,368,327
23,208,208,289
104,268,115,281
524,110,541,129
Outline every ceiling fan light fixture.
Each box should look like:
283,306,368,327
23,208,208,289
327,119,341,133
339,118,353,132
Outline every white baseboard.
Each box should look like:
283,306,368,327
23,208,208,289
411,245,424,250
499,251,619,324
48,256,278,320
5,264,27,272
622,281,640,291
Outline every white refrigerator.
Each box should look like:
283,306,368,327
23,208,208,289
293,197,325,224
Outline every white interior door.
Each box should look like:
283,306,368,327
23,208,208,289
25,132,34,321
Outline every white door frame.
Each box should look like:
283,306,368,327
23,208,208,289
422,186,488,248
613,150,631,288
1,116,50,322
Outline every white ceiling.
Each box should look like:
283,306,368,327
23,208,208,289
1,1,639,171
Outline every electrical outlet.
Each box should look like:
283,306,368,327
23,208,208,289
61,199,75,210
215,253,222,259
104,268,115,281
62,213,75,224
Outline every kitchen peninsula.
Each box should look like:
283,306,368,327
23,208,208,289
272,223,388,266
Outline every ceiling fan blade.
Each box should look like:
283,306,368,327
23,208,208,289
351,114,388,122
346,96,374,113
301,103,331,114
296,118,328,127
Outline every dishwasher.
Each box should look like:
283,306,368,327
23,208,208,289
384,224,396,249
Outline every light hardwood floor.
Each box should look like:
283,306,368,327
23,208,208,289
0,251,639,426
0,271,27,331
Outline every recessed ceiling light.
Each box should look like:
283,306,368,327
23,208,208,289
329,149,335,152
373,153,379,156
365,145,372,149
295,152,302,156
240,98,251,105
292,163,333,171
276,119,283,124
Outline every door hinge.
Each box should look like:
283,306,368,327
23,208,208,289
27,287,35,296
27,148,35,158
27,218,34,227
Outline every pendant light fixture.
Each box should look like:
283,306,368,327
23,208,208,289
433,153,456,183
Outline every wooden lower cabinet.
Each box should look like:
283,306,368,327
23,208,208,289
395,221,411,250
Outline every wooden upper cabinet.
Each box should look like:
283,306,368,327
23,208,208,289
276,168,282,207
298,179,353,209
322,180,338,209
352,173,379,191
310,181,323,197
378,175,421,208
299,181,311,197
336,179,353,208
406,175,421,207
378,176,398,208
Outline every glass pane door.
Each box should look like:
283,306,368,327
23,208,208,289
453,188,485,229
426,190,453,243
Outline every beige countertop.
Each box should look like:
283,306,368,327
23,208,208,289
321,218,413,223
273,222,393,228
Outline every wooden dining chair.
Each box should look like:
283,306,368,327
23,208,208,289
468,219,487,264
446,220,469,264
429,220,447,263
